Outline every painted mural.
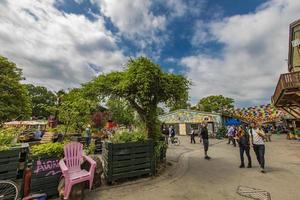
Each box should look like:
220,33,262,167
158,109,222,125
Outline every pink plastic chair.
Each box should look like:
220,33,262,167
59,142,96,199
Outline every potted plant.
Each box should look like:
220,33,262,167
29,142,65,197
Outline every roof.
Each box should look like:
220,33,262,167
158,109,222,124
4,120,47,126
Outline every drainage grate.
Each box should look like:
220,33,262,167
237,186,271,200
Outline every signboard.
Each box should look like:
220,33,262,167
291,39,300,47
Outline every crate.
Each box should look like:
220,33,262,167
103,140,154,183
30,157,62,197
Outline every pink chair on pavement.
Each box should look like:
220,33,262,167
59,142,96,199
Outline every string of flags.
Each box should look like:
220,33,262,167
224,104,285,124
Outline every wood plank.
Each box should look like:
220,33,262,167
112,157,150,167
113,163,151,174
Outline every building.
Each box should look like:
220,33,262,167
272,19,300,128
158,109,223,136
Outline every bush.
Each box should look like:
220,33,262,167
0,127,22,151
110,131,147,143
31,142,65,159
216,126,227,139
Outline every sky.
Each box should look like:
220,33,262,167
1,0,300,108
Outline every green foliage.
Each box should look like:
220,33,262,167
106,98,135,126
84,142,95,155
216,126,227,139
197,95,234,113
31,142,65,158
0,56,31,123
154,140,167,163
58,88,98,134
110,131,147,143
25,84,56,119
0,127,21,151
84,56,190,140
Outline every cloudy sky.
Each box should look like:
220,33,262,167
1,0,300,107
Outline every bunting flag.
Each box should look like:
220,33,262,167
224,104,284,124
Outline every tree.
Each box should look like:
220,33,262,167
84,56,190,139
0,56,31,123
106,98,135,126
26,84,56,119
197,95,234,113
58,88,97,134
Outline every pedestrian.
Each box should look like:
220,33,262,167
227,126,236,147
190,129,196,144
84,124,91,146
200,123,210,160
249,123,266,173
236,125,252,168
161,123,169,144
170,126,176,144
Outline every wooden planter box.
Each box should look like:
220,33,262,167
30,156,62,197
0,147,20,180
103,140,155,183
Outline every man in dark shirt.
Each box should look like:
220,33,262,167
200,123,210,160
236,125,252,168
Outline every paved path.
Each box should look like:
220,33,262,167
87,135,300,200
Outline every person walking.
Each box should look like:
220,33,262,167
84,124,91,146
161,123,169,144
190,129,196,144
250,123,266,173
227,126,236,147
200,123,210,160
170,126,176,144
236,125,252,168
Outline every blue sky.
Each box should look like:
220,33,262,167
0,0,300,107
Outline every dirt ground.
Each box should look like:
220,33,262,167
86,135,300,200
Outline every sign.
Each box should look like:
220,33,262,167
291,39,300,47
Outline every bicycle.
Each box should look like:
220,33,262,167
0,180,19,200
169,136,180,146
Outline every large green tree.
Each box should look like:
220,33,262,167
84,56,190,139
26,84,56,119
197,95,234,113
106,98,135,126
58,88,97,133
0,56,31,123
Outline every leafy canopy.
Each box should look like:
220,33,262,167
0,56,31,123
84,56,190,139
197,95,234,113
26,84,56,119
106,98,135,126
58,88,98,133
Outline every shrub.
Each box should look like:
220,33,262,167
31,142,65,159
216,126,227,139
110,131,147,143
0,127,22,151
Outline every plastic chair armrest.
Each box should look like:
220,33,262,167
83,155,96,172
59,159,69,175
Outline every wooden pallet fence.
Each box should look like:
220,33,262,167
30,157,62,197
0,147,20,180
103,140,155,183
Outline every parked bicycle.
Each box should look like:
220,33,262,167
169,136,180,145
0,180,19,200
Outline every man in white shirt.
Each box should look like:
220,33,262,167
249,123,266,173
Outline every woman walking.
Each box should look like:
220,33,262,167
236,125,252,168
250,123,266,173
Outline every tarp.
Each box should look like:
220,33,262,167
225,118,242,126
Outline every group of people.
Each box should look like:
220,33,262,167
227,123,267,173
161,124,176,144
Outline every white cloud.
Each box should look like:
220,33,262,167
0,0,126,91
182,0,300,107
95,0,167,52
